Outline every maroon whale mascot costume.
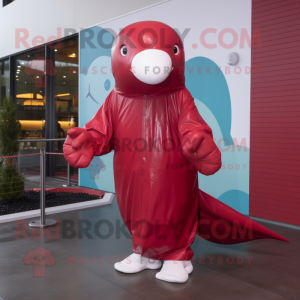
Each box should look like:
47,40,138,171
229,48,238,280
64,21,287,283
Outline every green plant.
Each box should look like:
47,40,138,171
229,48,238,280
0,96,24,200
0,164,24,200
0,97,21,162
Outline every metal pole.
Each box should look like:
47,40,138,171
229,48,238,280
40,148,45,225
67,162,70,186
18,149,20,175
29,149,56,228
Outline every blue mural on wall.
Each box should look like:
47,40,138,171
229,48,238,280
186,57,233,146
84,157,106,179
185,57,249,215
79,27,249,214
79,27,115,193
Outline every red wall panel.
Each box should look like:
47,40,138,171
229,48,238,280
250,0,300,226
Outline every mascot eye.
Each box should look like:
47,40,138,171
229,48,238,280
174,45,179,55
120,46,127,56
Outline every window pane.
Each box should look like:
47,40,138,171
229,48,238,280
15,48,46,177
3,0,15,7
0,59,10,108
15,48,46,140
54,37,78,181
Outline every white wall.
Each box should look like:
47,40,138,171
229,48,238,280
0,0,167,59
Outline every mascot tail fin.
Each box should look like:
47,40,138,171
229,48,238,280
197,189,288,244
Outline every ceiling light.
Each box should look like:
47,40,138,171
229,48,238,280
63,76,66,78
55,93,70,97
67,53,77,58
54,49,57,52
17,93,43,99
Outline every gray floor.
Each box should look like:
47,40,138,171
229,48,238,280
0,195,299,300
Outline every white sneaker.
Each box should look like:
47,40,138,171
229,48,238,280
156,260,191,283
184,260,193,274
114,253,162,274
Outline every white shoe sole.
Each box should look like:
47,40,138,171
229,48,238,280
155,272,188,283
114,261,162,274
114,260,193,277
155,261,193,283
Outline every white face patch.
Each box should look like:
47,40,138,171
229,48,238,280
131,49,172,85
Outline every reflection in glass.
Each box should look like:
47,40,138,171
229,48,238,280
0,59,10,108
54,38,78,180
15,48,46,177
12,37,79,182
15,48,46,141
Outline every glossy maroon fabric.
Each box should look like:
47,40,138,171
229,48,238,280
198,190,288,244
84,87,222,260
64,21,287,261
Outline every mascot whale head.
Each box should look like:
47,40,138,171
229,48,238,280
111,21,185,96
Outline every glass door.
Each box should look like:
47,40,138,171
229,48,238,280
53,37,79,182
